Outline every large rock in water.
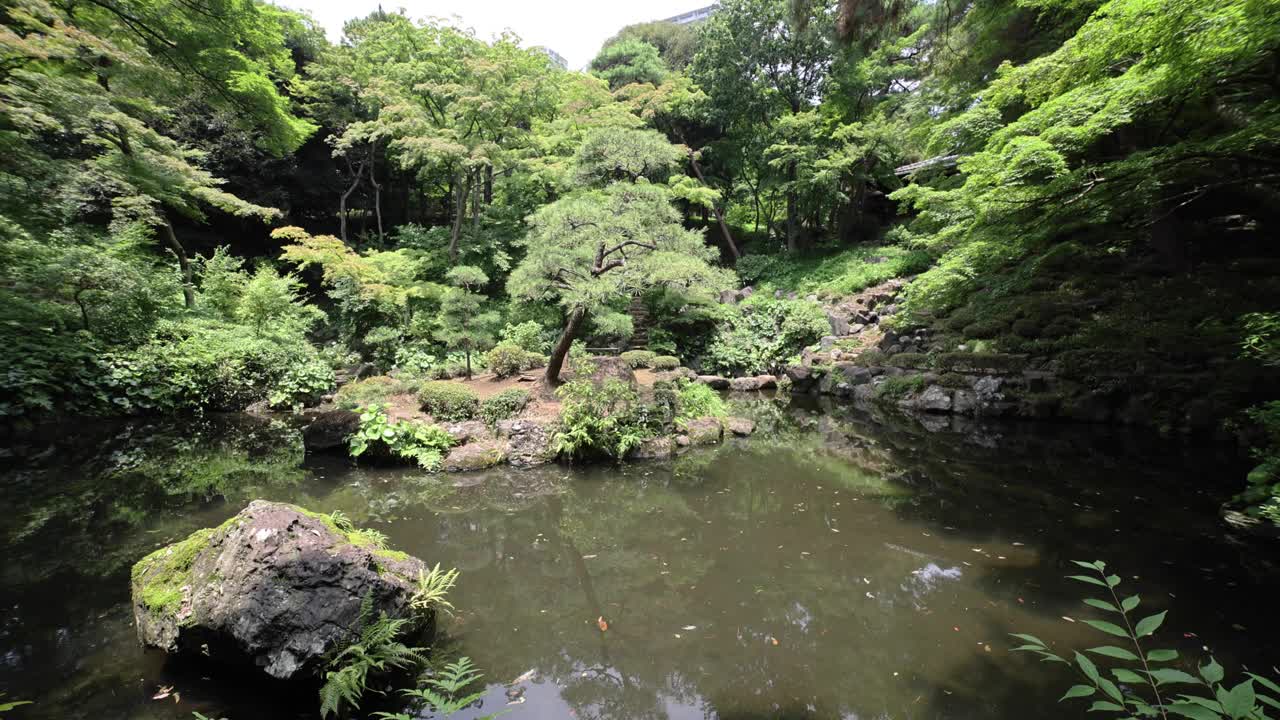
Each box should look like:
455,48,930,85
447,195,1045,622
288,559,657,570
130,500,426,680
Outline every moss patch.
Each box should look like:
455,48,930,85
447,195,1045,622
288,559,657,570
132,527,217,616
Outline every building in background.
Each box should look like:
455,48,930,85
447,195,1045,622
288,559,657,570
662,4,718,25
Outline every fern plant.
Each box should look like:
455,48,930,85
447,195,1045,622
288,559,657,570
1014,560,1280,719
411,563,460,615
319,593,426,718
374,656,507,720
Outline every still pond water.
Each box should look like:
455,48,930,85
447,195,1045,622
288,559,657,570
1,396,1277,720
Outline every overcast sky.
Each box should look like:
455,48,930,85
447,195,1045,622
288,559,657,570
274,1,708,70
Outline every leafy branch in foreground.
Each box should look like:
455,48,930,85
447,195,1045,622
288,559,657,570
1014,560,1280,719
0,694,33,713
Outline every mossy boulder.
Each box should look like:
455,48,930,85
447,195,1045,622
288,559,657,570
130,501,427,681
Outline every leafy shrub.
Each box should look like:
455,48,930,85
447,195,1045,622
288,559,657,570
651,355,680,370
417,381,479,421
269,357,335,410
1015,560,1280,720
621,350,657,368
500,320,551,353
335,376,401,410
486,342,543,378
702,296,829,376
91,319,317,414
675,380,726,422
349,404,455,470
875,374,927,399
480,388,531,426
362,325,404,370
554,379,659,460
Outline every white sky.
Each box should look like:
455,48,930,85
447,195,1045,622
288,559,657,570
275,1,707,70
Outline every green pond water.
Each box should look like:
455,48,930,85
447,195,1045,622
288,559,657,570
1,396,1277,720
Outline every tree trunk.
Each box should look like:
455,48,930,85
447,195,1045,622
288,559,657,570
688,154,740,261
465,349,472,380
544,306,587,387
339,156,366,243
448,172,470,264
161,218,195,309
471,167,480,233
786,162,799,252
368,145,384,244
484,165,494,204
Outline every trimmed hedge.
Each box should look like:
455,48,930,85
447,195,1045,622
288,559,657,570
480,388,531,425
417,381,480,421
651,355,681,370
620,350,657,368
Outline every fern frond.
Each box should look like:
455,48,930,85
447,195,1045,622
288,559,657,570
411,563,460,615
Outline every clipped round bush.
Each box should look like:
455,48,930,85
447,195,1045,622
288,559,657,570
480,388,531,425
417,381,479,421
650,355,681,371
487,342,542,378
620,350,657,368
335,376,400,410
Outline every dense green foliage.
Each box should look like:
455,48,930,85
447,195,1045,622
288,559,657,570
479,388,531,426
417,382,480,422
2,0,1276,517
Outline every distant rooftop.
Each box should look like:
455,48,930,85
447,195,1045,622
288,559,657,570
661,4,718,24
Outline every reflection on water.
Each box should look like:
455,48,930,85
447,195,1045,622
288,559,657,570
1,400,1276,720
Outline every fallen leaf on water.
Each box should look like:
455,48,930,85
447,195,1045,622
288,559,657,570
674,633,682,638
596,616,609,632
582,554,598,559
1062,616,1076,623
507,697,527,706
682,625,697,630
152,686,174,700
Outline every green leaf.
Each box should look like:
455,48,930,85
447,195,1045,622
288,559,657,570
1087,701,1125,712
1061,685,1096,701
1121,595,1140,612
1148,668,1202,686
1082,620,1131,639
1084,598,1121,613
1219,679,1255,719
1088,646,1140,661
1069,575,1109,588
1200,658,1225,685
1097,678,1125,704
1071,560,1101,571
1010,633,1047,647
1166,702,1226,720
1147,649,1179,662
1246,674,1280,696
1112,668,1144,684
1134,611,1166,638
1076,652,1101,684
1105,574,1121,588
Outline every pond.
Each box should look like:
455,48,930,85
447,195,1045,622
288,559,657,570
2,397,1277,720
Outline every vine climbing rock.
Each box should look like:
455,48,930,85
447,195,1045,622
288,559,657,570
130,501,427,681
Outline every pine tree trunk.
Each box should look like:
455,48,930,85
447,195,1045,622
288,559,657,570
544,306,587,387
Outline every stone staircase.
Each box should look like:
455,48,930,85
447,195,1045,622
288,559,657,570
627,295,650,350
